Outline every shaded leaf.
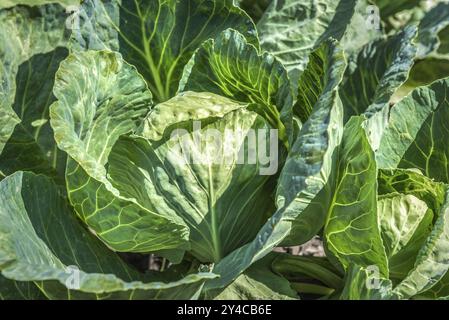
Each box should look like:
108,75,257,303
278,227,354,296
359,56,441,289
0,1,79,8
237,0,271,23
396,59,449,101
378,169,446,224
0,4,68,155
373,0,420,19
0,48,68,182
273,254,343,292
50,50,190,255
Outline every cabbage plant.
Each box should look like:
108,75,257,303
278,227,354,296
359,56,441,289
1,0,449,300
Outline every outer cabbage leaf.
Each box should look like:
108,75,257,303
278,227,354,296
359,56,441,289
0,171,215,300
377,77,449,184
257,0,380,83
112,92,280,263
419,265,449,299
394,3,449,100
50,50,190,255
323,116,389,278
0,4,68,158
71,0,257,103
179,29,293,147
204,42,345,290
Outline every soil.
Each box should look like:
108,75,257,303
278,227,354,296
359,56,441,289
274,236,325,257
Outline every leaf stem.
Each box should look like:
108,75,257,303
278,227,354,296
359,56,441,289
273,256,343,289
160,258,167,272
291,283,335,296
208,165,222,262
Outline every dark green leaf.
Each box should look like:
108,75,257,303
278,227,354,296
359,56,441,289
417,2,449,59
237,0,270,23
0,48,68,182
0,1,79,8
0,277,46,300
272,253,343,295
